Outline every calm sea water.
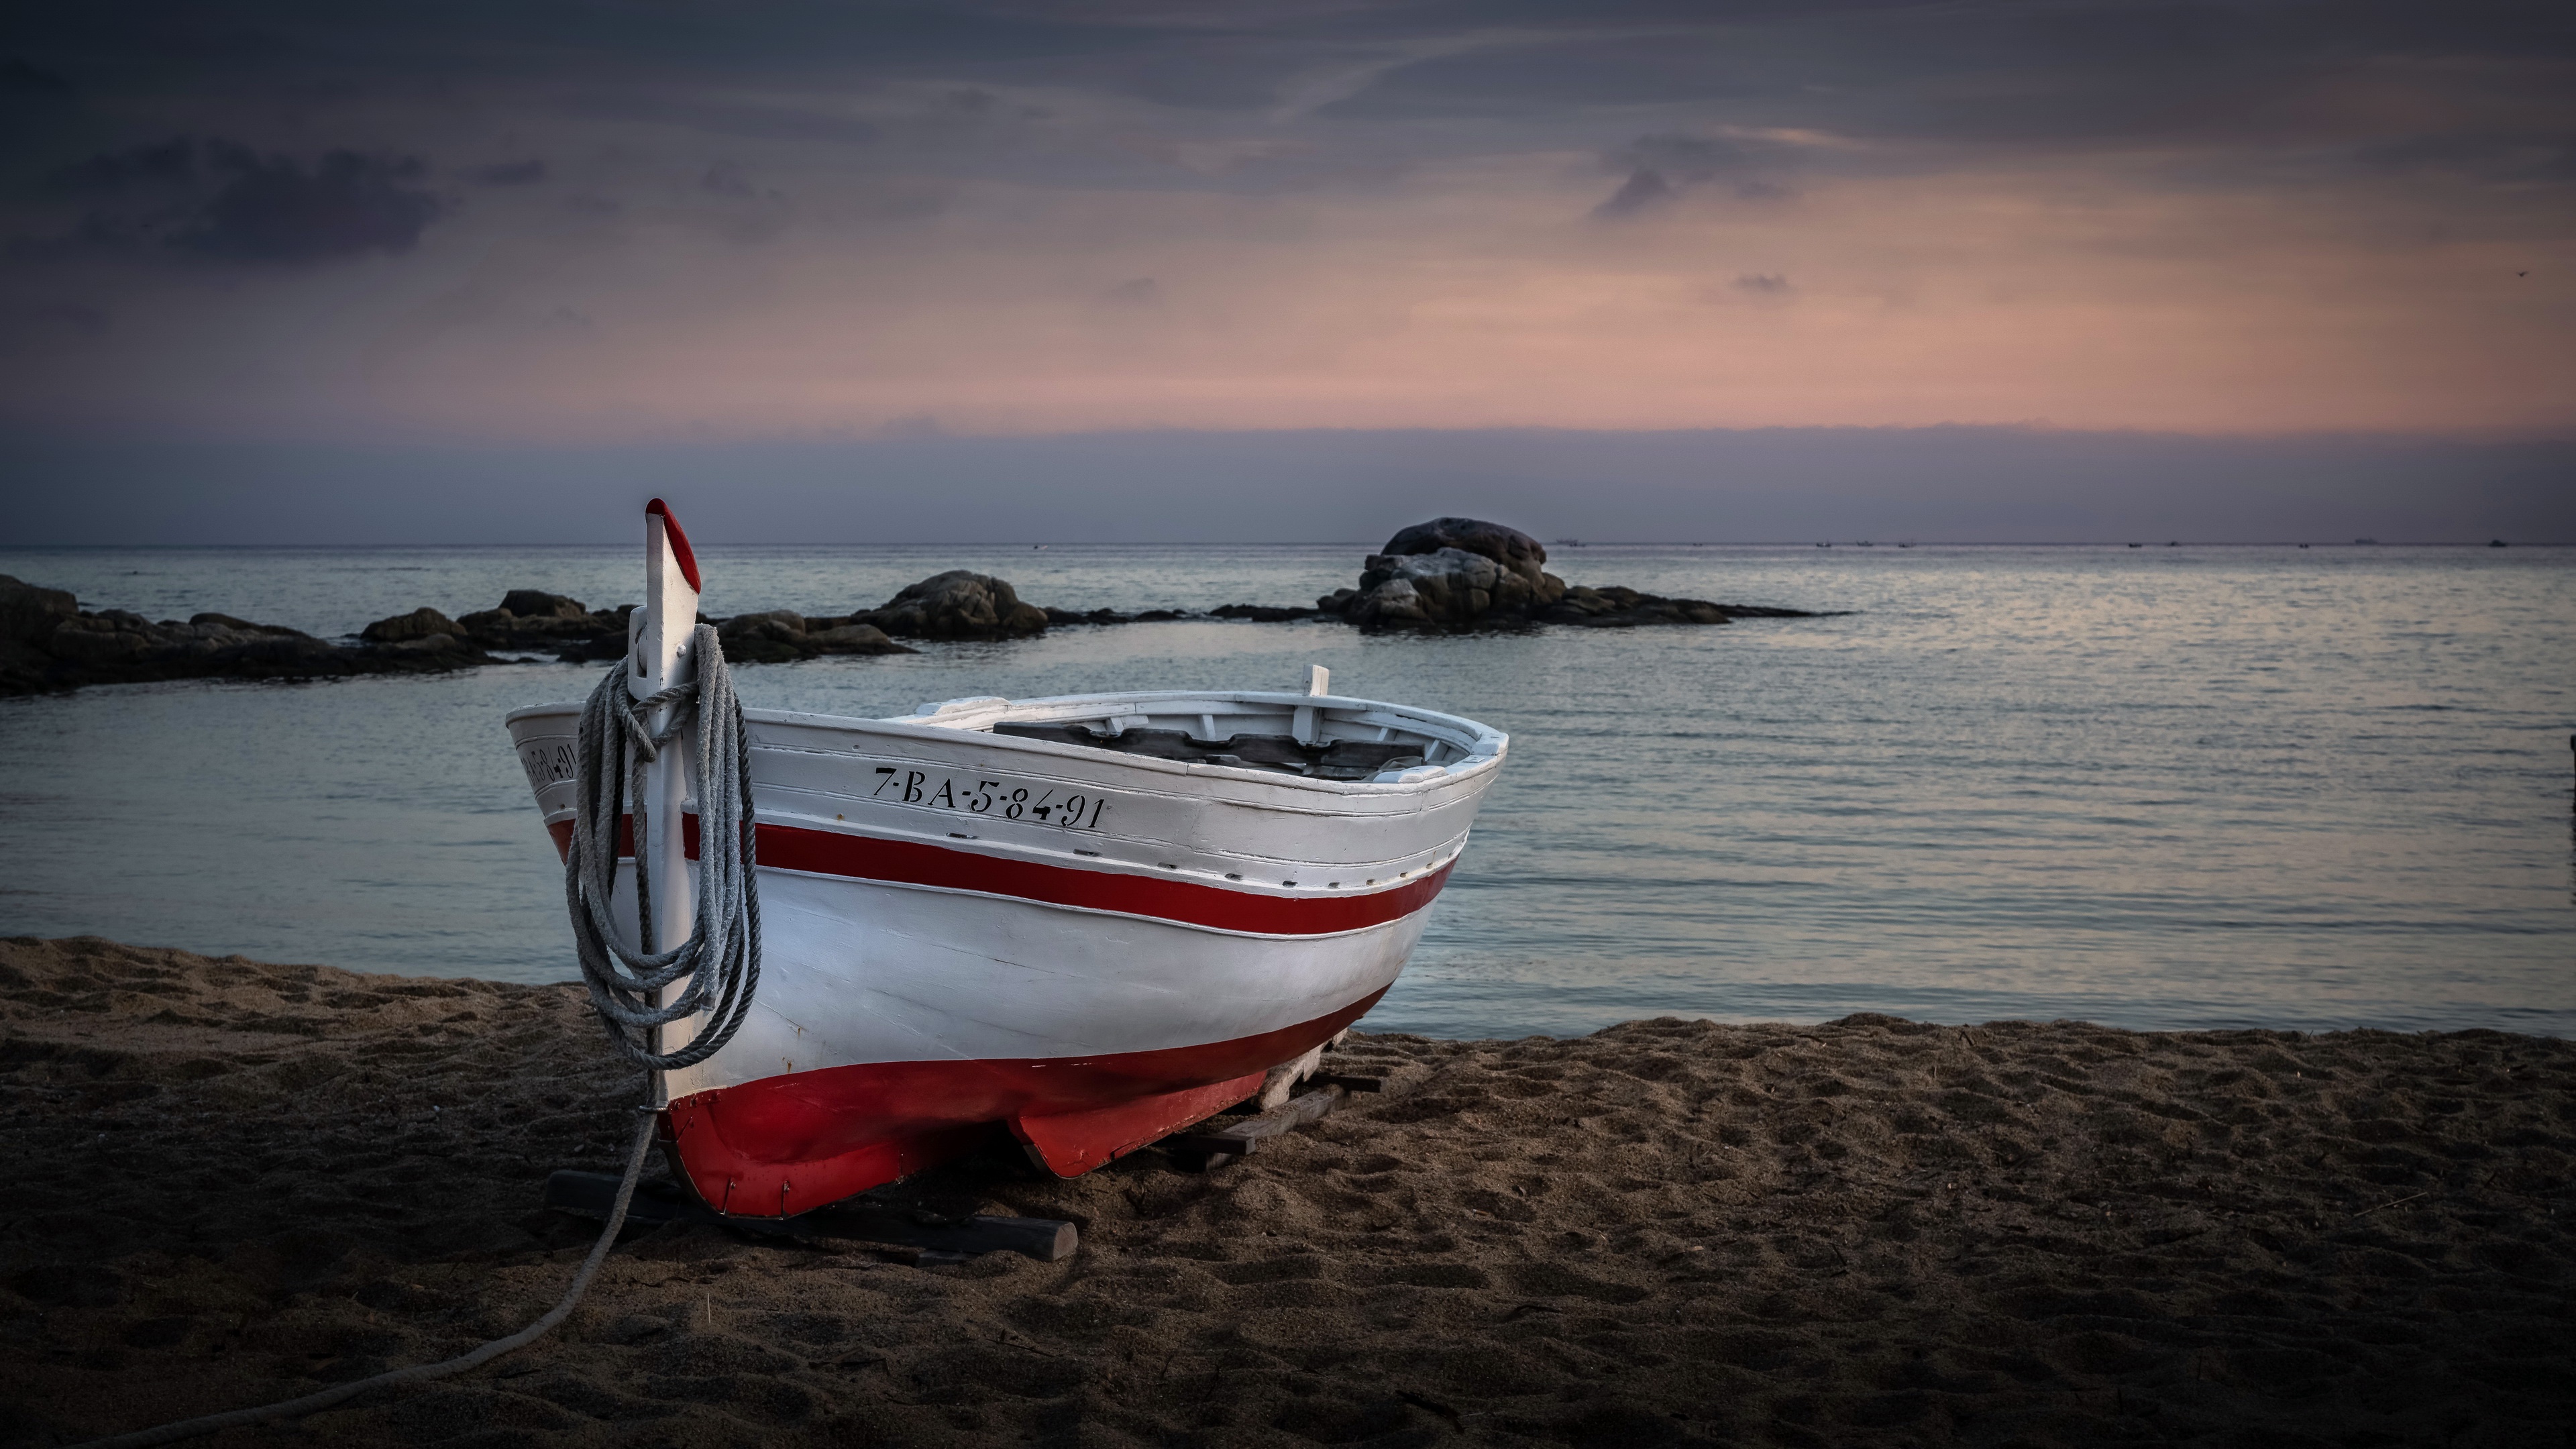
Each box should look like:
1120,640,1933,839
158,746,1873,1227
2,543,2569,1038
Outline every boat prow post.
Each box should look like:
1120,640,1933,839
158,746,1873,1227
638,499,702,1108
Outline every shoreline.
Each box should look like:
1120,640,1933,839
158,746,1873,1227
5,935,2572,1446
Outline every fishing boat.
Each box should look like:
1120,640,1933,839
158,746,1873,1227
503,504,1506,1218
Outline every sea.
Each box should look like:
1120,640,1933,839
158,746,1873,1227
2,542,2569,1039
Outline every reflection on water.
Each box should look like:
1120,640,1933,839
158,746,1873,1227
1,543,2569,1036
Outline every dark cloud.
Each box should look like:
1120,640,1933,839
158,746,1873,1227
174,146,439,262
22,138,445,264
1733,273,1790,294
1592,168,1674,218
8,2,2568,214
468,158,545,186
47,138,195,194
702,160,755,197
1595,133,1792,217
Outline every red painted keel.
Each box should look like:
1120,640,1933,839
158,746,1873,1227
661,988,1386,1216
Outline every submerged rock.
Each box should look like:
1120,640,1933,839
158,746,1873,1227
0,575,495,696
855,571,1049,640
1209,604,1318,622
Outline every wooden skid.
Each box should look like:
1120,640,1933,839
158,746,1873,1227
543,1170,1078,1261
1166,1075,1377,1167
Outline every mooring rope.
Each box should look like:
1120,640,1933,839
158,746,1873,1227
566,622,762,1070
77,631,765,1448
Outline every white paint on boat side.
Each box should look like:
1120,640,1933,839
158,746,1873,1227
661,871,1437,1098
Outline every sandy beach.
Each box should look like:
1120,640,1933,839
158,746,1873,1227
5,934,2571,1448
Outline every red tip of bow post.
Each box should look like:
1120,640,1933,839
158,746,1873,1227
645,499,703,592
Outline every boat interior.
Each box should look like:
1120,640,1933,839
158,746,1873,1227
906,692,1495,784
993,720,1428,782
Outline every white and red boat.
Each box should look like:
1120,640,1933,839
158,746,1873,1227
503,504,1505,1218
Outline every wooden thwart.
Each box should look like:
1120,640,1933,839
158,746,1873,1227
543,1171,1078,1261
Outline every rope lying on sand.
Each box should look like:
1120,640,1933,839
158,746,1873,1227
74,1113,658,1449
76,637,763,1448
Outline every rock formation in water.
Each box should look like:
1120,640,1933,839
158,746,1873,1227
1309,517,1819,630
852,570,1050,640
362,590,912,665
712,610,910,663
0,575,496,696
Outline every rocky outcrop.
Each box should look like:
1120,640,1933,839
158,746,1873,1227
387,590,918,665
1532,586,1815,627
1316,518,1567,628
359,606,464,643
855,571,1049,640
712,610,910,664
1311,518,1823,630
1383,517,1554,576
454,592,626,653
0,576,494,696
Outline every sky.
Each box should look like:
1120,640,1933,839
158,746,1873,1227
1,1,2571,541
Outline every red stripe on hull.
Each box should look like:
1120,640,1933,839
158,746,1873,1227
663,987,1387,1216
546,815,1453,936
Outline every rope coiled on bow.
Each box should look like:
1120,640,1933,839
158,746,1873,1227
566,622,761,1070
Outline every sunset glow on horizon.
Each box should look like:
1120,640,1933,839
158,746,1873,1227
4,3,2571,449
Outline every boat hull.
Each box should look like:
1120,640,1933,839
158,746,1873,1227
507,690,1502,1216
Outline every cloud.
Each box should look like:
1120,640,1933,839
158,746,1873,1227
15,138,443,264
1592,167,1674,218
1615,135,1750,184
1594,133,1793,217
2,1,2572,442
1733,273,1790,295
175,146,441,263
470,158,546,186
48,138,195,194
